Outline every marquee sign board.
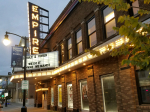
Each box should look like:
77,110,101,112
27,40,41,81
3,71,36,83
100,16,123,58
28,2,49,55
14,51,59,71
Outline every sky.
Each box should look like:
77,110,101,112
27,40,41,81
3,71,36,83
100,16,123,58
0,0,70,75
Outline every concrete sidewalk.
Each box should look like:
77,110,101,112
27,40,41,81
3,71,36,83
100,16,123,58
0,102,52,112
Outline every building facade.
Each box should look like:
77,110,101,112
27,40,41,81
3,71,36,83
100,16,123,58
11,0,150,112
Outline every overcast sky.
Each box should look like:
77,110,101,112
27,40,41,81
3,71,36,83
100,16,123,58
0,0,70,75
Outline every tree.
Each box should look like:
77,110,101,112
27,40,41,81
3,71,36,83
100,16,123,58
79,0,150,70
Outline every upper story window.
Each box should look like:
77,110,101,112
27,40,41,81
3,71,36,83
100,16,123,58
103,7,116,38
68,38,72,59
136,70,150,104
88,17,97,47
132,0,139,15
76,29,83,54
60,44,64,63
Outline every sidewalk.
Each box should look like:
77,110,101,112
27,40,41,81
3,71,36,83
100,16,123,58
0,102,51,112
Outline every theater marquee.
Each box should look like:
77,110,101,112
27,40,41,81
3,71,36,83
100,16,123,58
28,2,49,54
14,51,59,71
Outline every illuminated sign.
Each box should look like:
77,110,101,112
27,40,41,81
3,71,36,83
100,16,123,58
28,2,49,54
28,2,40,54
14,51,59,71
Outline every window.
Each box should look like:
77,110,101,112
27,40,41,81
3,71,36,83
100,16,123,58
61,44,64,63
68,38,72,59
58,85,62,107
51,88,54,106
137,70,150,104
67,84,73,108
76,29,83,54
101,74,118,112
80,80,89,110
88,17,97,47
103,7,116,38
132,0,139,15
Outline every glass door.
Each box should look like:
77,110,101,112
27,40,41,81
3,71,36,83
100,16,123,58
80,80,89,110
101,74,118,112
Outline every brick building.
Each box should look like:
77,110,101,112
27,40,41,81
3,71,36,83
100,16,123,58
11,0,150,112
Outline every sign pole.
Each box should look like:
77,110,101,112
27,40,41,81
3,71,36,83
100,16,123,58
21,37,27,112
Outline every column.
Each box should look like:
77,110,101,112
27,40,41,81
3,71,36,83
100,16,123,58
63,38,68,62
47,87,51,110
71,30,77,57
54,79,57,111
62,76,66,112
72,72,79,112
81,20,88,50
94,7,103,43
87,66,97,111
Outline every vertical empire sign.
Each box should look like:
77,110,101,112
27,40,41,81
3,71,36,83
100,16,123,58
28,2,49,55
28,2,40,54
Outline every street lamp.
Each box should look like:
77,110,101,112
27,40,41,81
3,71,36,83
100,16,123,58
3,31,28,112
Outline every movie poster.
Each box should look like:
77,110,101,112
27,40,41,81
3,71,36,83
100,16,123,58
58,85,62,106
51,88,54,106
82,84,88,100
67,84,73,108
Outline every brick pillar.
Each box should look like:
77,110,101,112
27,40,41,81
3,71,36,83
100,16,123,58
81,20,88,50
63,38,68,62
117,56,137,112
72,72,79,112
47,87,51,110
34,86,37,107
54,79,57,111
71,30,77,57
87,67,96,111
94,7,103,43
37,91,42,108
62,76,66,112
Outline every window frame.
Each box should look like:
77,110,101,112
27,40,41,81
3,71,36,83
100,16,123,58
76,28,83,54
102,6,116,39
87,16,97,48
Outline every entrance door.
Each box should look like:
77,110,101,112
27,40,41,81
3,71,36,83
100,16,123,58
101,74,118,112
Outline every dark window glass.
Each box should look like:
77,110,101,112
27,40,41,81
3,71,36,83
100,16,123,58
68,38,72,59
137,70,150,104
132,0,139,15
88,18,97,47
103,7,116,38
76,30,83,54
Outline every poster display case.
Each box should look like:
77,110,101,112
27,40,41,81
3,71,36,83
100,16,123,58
67,83,73,108
80,80,89,110
58,85,62,107
51,88,54,106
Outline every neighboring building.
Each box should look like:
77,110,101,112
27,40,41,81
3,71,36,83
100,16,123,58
11,0,150,112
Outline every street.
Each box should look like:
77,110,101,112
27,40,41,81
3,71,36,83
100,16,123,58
0,103,53,112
